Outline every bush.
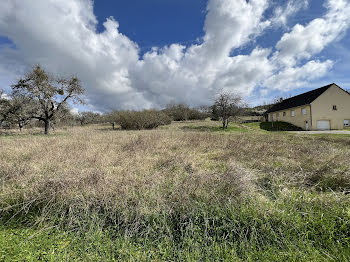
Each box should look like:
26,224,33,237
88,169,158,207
260,121,304,131
187,109,208,120
163,103,208,121
114,110,171,130
76,111,105,126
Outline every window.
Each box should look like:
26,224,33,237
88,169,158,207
333,105,337,110
345,120,350,127
283,112,286,117
291,110,295,117
302,108,307,115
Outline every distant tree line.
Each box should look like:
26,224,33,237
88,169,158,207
76,111,105,126
105,104,210,131
1,65,251,133
109,110,171,130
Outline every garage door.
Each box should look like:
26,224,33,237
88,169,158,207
317,120,330,130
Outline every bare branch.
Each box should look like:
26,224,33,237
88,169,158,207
8,65,85,134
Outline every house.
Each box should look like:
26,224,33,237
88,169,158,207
266,83,350,130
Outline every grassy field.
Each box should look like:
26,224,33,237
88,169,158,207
1,120,350,261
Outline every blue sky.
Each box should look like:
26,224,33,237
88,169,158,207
94,0,208,54
0,0,350,111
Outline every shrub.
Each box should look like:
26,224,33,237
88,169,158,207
187,109,208,120
114,110,171,130
260,121,304,131
76,111,105,126
163,103,209,121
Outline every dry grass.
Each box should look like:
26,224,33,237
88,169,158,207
1,125,257,225
1,121,350,260
1,122,349,218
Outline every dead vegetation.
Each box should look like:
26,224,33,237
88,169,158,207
0,122,350,260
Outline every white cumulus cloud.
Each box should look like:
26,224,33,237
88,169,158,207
265,60,334,90
273,0,350,67
264,0,350,91
0,0,349,110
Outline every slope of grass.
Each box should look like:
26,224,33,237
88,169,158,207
1,122,350,261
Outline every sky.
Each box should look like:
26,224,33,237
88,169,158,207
1,0,350,112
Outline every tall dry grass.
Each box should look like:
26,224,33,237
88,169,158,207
0,122,350,259
1,127,255,226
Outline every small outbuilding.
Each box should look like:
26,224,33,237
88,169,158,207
266,83,350,130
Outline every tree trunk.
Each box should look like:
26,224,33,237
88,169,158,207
222,118,226,129
44,120,50,135
19,123,23,132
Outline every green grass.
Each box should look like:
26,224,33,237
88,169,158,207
181,124,248,133
310,133,350,138
2,191,349,261
0,226,176,261
241,122,262,129
1,122,350,261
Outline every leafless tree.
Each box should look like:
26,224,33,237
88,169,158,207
214,92,243,129
163,103,208,121
11,65,85,134
0,92,37,131
77,111,102,126
164,103,191,121
198,105,211,114
0,90,8,127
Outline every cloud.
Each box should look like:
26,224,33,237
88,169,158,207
264,60,334,90
0,0,350,110
273,0,350,67
70,107,79,115
0,0,141,110
0,93,10,100
272,0,309,27
131,0,271,107
264,0,350,92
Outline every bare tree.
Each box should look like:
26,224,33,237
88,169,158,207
51,103,75,130
77,111,102,126
0,92,37,131
198,105,211,114
164,103,191,121
0,90,8,127
214,92,243,129
11,65,85,134
163,103,208,121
